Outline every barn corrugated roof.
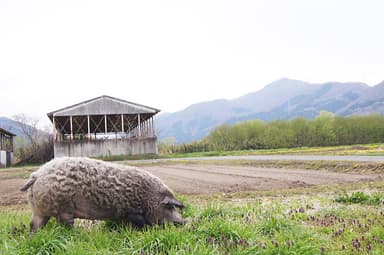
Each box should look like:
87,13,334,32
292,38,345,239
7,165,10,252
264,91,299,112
47,95,160,120
0,127,16,137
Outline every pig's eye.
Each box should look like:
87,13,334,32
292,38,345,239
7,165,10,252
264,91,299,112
164,203,176,210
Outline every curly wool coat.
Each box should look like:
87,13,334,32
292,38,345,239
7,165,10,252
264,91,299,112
21,157,185,231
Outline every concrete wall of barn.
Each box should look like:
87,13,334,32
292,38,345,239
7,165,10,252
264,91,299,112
54,137,158,158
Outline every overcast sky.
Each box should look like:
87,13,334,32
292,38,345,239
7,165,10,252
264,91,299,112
1,0,383,126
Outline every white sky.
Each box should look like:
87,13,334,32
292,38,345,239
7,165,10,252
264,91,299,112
1,0,383,126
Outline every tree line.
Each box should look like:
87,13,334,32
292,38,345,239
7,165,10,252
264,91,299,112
159,112,384,154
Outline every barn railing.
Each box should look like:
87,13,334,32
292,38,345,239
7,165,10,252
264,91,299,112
52,114,156,142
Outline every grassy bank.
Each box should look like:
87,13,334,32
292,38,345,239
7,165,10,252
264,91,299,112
2,188,384,254
158,143,384,158
96,143,384,162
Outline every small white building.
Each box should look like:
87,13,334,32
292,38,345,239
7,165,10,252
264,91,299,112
0,127,15,168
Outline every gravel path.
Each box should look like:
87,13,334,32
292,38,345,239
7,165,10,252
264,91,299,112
129,155,384,164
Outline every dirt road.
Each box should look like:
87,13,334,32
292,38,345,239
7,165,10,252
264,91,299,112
141,164,383,194
129,155,384,164
1,163,382,206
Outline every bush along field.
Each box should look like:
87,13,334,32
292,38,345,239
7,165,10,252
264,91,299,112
1,191,384,255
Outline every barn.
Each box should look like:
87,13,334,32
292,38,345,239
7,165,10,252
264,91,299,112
0,127,15,168
47,95,160,158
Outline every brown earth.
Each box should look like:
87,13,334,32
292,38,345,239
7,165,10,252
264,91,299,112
1,163,382,206
0,178,29,206
142,164,383,194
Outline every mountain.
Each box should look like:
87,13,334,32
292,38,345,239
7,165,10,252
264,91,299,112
338,81,384,115
0,117,24,137
156,99,234,142
0,117,48,147
231,78,318,112
157,78,384,143
233,81,368,121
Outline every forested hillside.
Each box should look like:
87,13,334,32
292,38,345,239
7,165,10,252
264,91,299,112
160,113,384,153
157,79,384,143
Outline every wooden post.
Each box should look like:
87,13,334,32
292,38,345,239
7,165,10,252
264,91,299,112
138,114,141,137
147,119,150,136
143,119,145,136
87,115,90,139
52,117,56,140
121,114,124,133
70,116,73,140
143,120,145,137
150,117,153,136
148,118,151,137
10,136,13,152
104,115,108,134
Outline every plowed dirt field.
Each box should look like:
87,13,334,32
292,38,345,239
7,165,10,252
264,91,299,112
1,162,382,206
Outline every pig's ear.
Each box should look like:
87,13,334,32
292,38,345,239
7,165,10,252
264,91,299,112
161,196,185,209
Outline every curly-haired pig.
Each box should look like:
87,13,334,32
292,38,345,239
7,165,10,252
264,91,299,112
20,157,186,232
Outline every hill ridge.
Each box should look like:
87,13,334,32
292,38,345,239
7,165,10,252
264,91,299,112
157,78,384,143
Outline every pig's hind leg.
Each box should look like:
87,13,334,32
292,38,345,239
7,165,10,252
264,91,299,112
56,211,75,228
56,203,76,228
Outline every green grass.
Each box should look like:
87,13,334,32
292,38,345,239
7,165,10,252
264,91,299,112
162,143,384,158
335,191,384,205
92,143,384,162
2,190,384,254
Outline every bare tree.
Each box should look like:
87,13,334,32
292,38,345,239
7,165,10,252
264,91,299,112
13,113,40,149
12,114,53,165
